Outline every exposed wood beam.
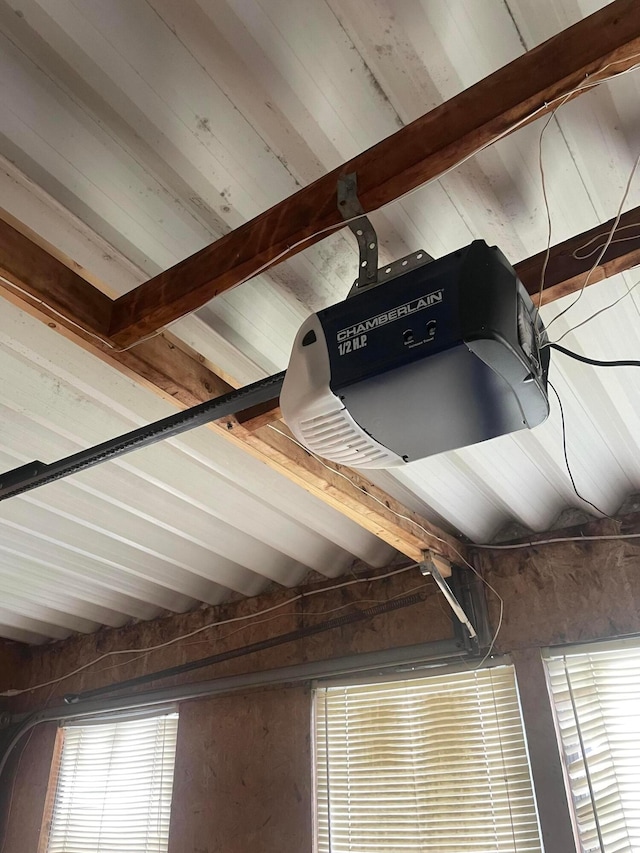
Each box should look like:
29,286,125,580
0,216,111,337
0,219,464,566
0,214,234,405
515,204,640,306
235,399,283,432
217,419,461,565
108,0,640,346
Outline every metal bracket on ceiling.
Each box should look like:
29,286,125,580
338,172,435,297
420,551,478,643
337,172,379,292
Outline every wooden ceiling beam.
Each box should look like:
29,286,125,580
0,216,111,337
3,3,639,353
107,0,640,347
515,204,640,306
0,218,464,566
218,419,462,565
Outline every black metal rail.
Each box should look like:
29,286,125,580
0,371,286,501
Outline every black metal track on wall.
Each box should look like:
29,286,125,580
0,371,285,501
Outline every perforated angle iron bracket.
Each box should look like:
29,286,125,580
420,551,478,640
337,172,379,290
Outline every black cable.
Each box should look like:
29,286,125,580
547,380,611,519
547,342,640,367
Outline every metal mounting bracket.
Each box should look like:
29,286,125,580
337,172,379,291
420,551,478,641
338,173,435,297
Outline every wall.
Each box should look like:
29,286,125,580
481,515,640,652
2,519,640,853
0,641,28,710
11,562,452,711
169,687,312,853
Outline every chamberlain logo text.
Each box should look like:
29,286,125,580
336,289,444,342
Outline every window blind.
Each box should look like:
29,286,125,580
45,712,179,853
315,666,541,852
546,643,640,853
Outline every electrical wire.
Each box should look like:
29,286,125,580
0,564,421,697
547,380,610,518
544,147,640,331
473,532,640,550
572,221,640,260
0,274,170,354
66,590,429,702
91,584,435,679
535,93,575,319
553,276,640,342
546,342,640,368
0,587,439,791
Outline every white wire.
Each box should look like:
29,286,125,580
0,273,169,354
545,146,640,331
91,582,435,678
535,92,576,318
551,273,640,343
473,532,640,549
572,222,640,260
0,563,420,697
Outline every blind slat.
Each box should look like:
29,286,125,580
315,665,541,853
46,713,178,853
546,642,640,853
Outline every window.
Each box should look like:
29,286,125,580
315,665,542,852
546,641,640,853
43,712,179,853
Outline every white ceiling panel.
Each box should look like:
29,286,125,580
1,0,639,642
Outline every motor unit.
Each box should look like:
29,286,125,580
280,240,550,468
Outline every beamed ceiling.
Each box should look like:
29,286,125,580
0,0,640,643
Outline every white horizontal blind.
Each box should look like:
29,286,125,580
315,666,541,852
46,713,179,853
546,644,640,853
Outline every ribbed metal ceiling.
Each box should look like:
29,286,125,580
1,0,639,642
